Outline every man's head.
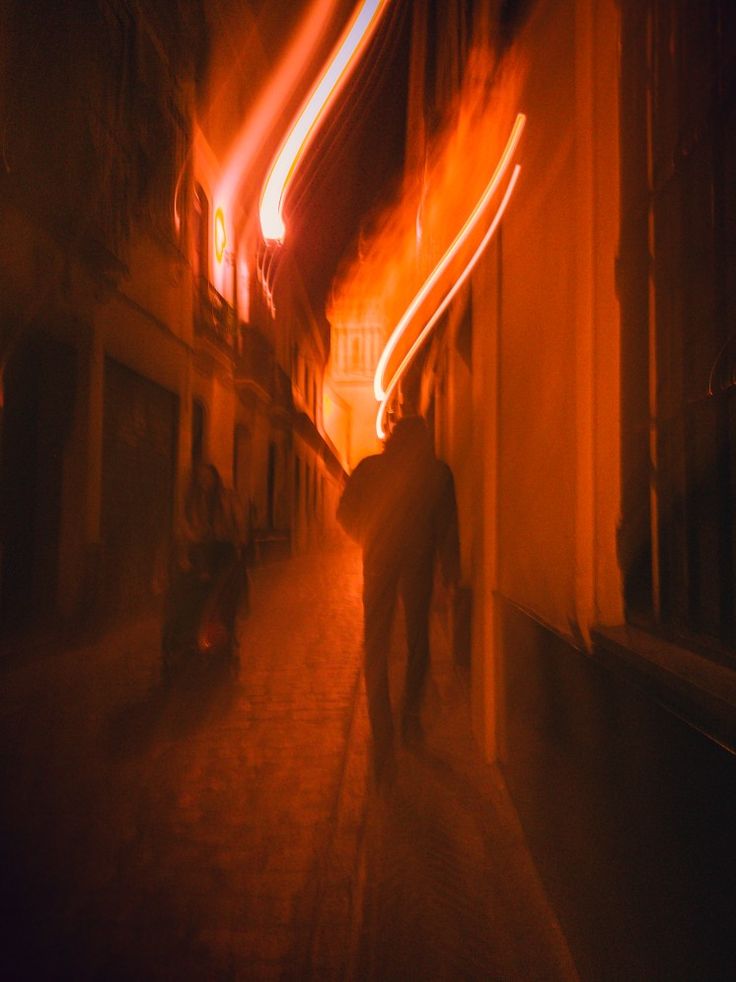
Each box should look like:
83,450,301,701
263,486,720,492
385,415,433,458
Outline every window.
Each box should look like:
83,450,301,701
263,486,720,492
619,0,736,652
351,337,361,372
193,184,209,283
233,425,251,499
191,399,205,465
267,442,277,528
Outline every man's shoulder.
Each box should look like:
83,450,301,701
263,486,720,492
339,454,384,507
429,458,456,502
433,457,454,481
355,452,384,469
347,454,384,480
338,453,385,539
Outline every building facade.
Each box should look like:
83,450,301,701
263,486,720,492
324,305,383,471
0,0,344,630
399,0,736,978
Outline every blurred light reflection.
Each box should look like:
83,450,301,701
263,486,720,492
376,162,522,438
374,114,526,438
259,0,391,242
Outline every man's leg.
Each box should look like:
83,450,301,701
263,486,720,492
400,570,433,744
363,567,397,780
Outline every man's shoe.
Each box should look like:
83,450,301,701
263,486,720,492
372,744,397,789
400,713,425,749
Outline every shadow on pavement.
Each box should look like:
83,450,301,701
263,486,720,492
106,670,240,756
355,741,577,982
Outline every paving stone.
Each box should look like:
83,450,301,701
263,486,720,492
1,543,580,981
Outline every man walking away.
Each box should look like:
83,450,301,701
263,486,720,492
337,416,460,784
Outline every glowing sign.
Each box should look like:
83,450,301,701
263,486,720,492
376,164,522,438
259,0,391,242
173,161,185,236
374,113,526,407
215,208,227,263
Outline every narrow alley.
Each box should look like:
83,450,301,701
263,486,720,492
1,545,576,981
3,2,736,979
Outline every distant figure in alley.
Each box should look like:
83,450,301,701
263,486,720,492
337,415,460,783
161,463,246,679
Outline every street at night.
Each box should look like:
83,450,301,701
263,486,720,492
2,0,736,979
1,546,574,980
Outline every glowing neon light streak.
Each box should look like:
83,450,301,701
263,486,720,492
215,208,227,263
374,113,526,405
218,0,338,210
376,164,522,439
259,0,390,242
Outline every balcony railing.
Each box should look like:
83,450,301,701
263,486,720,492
237,326,275,397
194,278,237,352
273,364,294,414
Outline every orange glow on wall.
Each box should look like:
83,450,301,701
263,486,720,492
326,45,526,455
259,0,391,242
374,114,526,406
173,161,185,237
376,163,522,438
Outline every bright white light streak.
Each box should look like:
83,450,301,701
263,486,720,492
376,163,522,439
259,0,390,242
373,113,526,403
218,0,337,210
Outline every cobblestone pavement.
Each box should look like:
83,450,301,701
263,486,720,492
1,544,578,981
353,603,579,982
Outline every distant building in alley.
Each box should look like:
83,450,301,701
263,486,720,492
323,294,384,471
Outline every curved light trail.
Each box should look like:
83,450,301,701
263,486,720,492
217,0,338,211
375,161,523,439
373,112,526,408
259,0,391,243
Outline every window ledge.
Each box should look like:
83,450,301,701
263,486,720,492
592,625,736,754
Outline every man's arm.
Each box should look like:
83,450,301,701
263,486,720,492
337,459,371,543
437,465,461,586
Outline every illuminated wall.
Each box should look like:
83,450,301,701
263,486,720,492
491,0,622,635
406,0,622,757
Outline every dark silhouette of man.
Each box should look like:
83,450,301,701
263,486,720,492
337,415,460,782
